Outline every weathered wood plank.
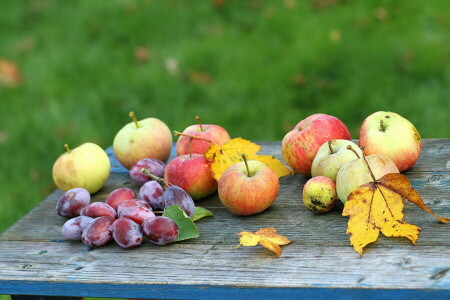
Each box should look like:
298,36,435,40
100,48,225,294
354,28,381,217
0,139,449,299
0,241,449,289
1,173,448,247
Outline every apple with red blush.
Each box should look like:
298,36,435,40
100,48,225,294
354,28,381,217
281,113,351,176
218,156,279,216
176,116,230,155
164,153,217,200
359,111,422,172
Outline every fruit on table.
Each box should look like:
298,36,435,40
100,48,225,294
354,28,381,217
81,216,115,247
163,186,195,218
56,187,91,218
129,158,166,185
80,202,117,219
336,152,399,203
281,113,351,176
139,181,165,211
302,176,337,213
118,204,156,226
113,112,172,169
143,216,179,245
61,216,93,240
359,111,422,172
164,154,217,200
218,157,279,216
111,218,143,249
311,139,363,182
176,116,230,156
105,187,137,211
52,143,110,194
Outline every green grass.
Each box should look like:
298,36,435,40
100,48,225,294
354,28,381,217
0,1,449,298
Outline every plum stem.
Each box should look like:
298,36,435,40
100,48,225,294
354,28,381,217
241,154,251,177
346,145,360,159
141,168,173,189
129,111,140,128
174,131,214,143
64,144,71,153
195,115,203,132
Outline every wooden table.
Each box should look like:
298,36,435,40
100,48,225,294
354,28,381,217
1,139,449,299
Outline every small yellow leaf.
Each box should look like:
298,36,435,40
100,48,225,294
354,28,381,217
256,227,292,246
258,237,282,258
236,227,291,258
205,138,262,181
205,138,292,181
248,154,294,178
237,231,260,247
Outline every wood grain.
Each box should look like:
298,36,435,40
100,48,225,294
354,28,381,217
1,139,449,299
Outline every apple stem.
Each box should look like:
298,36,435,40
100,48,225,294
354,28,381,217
129,111,140,128
346,145,360,159
64,143,71,153
189,137,193,158
241,154,251,177
328,140,334,154
173,131,214,144
362,153,378,183
195,115,203,132
141,168,173,189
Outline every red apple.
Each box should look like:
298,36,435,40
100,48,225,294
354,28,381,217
359,111,422,172
164,154,217,200
113,112,172,169
176,116,230,156
218,159,279,216
281,113,351,176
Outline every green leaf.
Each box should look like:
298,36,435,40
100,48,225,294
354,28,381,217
192,206,214,221
163,205,199,241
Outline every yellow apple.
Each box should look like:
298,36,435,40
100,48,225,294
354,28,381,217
52,143,110,194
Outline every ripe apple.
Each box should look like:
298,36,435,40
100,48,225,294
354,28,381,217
302,176,337,214
52,143,110,194
218,159,279,215
176,116,230,156
336,153,399,203
359,111,422,172
164,154,217,200
113,112,172,169
281,113,351,176
311,139,363,182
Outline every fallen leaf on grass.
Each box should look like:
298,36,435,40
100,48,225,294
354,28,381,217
342,173,449,255
0,59,22,87
237,227,291,258
205,138,293,181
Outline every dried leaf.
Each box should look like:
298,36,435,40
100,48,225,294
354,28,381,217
343,172,449,255
247,154,294,178
205,138,293,181
237,227,291,258
0,59,22,87
379,173,450,223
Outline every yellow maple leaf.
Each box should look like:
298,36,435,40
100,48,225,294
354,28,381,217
237,227,292,258
205,138,293,181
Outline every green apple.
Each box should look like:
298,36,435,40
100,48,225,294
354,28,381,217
302,176,337,214
52,143,110,194
359,111,422,172
113,112,172,169
336,153,399,203
311,139,363,182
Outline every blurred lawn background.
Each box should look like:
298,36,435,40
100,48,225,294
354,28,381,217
0,0,449,298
